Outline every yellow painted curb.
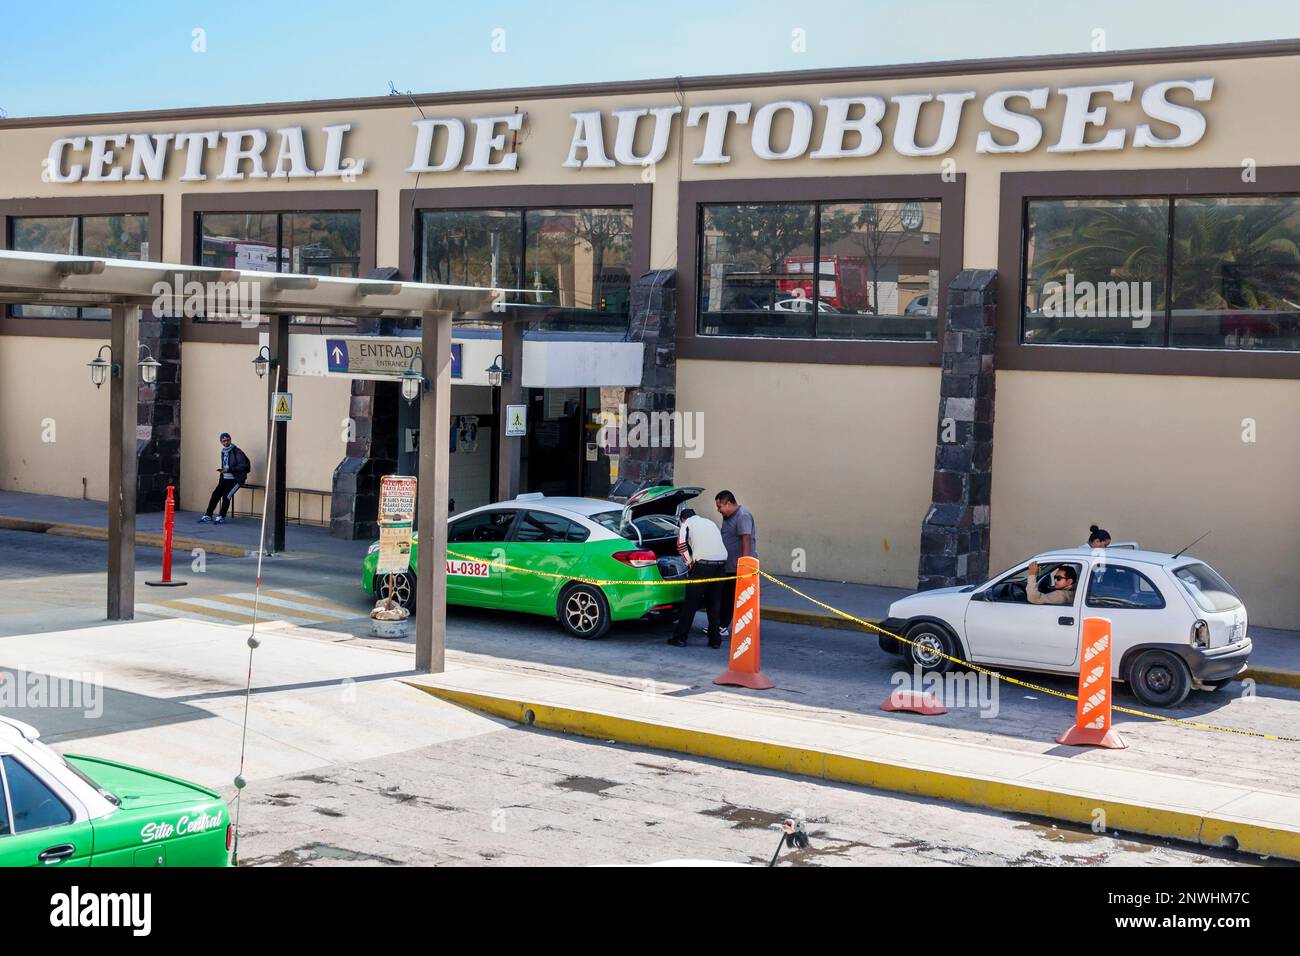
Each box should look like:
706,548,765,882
1243,666,1300,690
0,516,249,558
407,682,1300,862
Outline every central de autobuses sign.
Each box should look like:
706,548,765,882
42,77,1215,183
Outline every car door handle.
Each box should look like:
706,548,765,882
1058,616,1074,626
38,844,76,864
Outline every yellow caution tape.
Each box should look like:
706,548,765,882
761,571,1300,744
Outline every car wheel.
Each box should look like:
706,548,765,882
1128,650,1191,708
878,632,901,655
559,584,611,640
904,622,958,673
375,571,416,611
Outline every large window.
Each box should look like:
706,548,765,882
419,207,633,332
196,210,361,325
1023,195,1300,350
698,199,942,340
198,210,360,276
9,213,150,318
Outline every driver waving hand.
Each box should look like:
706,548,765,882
1026,561,1077,605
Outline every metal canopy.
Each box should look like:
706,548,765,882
0,247,515,675
0,249,509,317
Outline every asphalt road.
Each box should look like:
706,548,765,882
230,722,1266,867
5,526,1300,866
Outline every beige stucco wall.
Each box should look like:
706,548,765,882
178,342,351,514
991,371,1300,628
674,359,938,587
0,335,111,500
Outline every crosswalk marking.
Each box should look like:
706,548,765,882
193,593,342,623
137,588,369,628
259,589,368,616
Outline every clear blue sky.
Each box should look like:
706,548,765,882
2,0,1297,118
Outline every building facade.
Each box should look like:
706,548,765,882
1,40,1298,625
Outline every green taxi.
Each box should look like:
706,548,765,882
0,715,232,867
362,486,701,639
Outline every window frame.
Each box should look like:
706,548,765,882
677,174,965,366
448,508,519,544
180,190,376,344
511,509,591,544
1085,563,1167,610
0,754,74,835
998,166,1300,379
400,184,652,320
413,205,637,327
0,194,162,338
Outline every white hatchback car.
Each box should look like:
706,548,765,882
878,548,1251,707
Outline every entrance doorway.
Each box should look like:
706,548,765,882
522,387,613,499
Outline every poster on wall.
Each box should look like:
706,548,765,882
376,475,417,576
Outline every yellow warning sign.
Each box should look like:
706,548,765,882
272,392,293,422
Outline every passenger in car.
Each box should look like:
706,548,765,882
1026,561,1077,605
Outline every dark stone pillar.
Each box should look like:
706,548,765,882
917,269,997,590
134,309,182,512
330,379,399,539
612,270,677,492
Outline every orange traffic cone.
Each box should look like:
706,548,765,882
714,557,774,690
1056,617,1127,749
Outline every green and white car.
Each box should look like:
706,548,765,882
362,486,701,639
0,716,232,867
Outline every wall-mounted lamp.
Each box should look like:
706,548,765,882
400,354,429,404
88,345,117,389
137,345,161,387
486,353,512,388
252,345,278,379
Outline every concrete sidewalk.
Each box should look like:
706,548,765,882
410,663,1300,861
0,618,503,788
0,488,368,561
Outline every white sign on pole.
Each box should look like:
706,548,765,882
505,404,527,437
271,392,293,422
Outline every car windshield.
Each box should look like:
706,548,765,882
1174,563,1241,613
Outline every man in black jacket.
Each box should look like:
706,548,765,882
200,432,251,524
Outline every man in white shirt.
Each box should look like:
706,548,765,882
668,507,729,648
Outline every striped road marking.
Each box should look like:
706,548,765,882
137,588,370,628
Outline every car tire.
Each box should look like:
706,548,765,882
878,632,901,655
1128,650,1192,708
558,583,611,640
903,622,959,673
374,570,416,612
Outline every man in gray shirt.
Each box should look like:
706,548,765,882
715,489,757,637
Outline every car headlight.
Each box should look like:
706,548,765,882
367,543,380,555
